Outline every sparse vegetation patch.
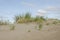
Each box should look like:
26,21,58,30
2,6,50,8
10,25,15,31
38,24,43,30
28,30,31,32
52,21,57,25
46,23,50,25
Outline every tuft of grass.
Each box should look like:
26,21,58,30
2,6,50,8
58,20,60,23
24,12,32,23
24,12,31,19
34,16,40,22
14,15,23,23
10,25,15,31
28,30,31,32
38,24,43,30
0,20,9,25
40,16,46,21
34,16,45,23
35,26,37,29
14,12,32,23
52,21,57,25
14,12,46,23
46,23,50,25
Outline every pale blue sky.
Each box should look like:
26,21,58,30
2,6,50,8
0,0,60,22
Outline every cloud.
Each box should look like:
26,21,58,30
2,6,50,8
38,9,47,13
36,6,60,16
45,6,60,11
37,9,47,16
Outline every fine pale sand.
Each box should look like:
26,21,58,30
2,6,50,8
0,23,60,40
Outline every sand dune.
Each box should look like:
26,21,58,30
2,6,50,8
0,23,60,40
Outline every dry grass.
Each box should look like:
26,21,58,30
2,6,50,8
28,30,31,32
46,23,50,25
38,24,43,30
9,25,15,31
52,21,57,25
0,20,9,25
14,12,46,24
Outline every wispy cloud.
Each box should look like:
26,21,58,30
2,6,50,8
36,6,60,16
37,9,47,16
45,6,60,11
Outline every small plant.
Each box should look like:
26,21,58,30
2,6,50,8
46,23,50,25
34,16,40,22
34,16,45,23
35,26,37,29
28,30,31,32
10,25,15,31
24,12,31,19
0,20,9,25
53,21,57,25
40,16,46,21
38,24,43,30
58,20,60,23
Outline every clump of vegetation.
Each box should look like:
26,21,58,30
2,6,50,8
52,21,57,25
14,12,46,24
0,20,9,25
38,24,43,30
35,26,37,29
14,12,33,23
28,30,31,32
46,23,50,25
24,13,31,19
10,25,15,31
58,20,60,23
14,14,24,23
34,16,40,22
34,16,45,23
24,12,32,23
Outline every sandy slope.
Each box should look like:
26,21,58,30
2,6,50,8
0,23,60,40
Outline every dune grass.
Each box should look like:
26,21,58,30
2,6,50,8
14,12,46,24
0,20,9,25
28,30,31,32
10,25,15,31
0,12,60,32
52,21,57,25
38,24,43,30
46,23,50,25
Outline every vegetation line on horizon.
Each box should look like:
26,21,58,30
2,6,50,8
0,12,60,25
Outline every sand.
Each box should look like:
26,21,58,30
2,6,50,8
0,23,60,40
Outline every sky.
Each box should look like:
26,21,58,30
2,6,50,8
0,0,60,22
